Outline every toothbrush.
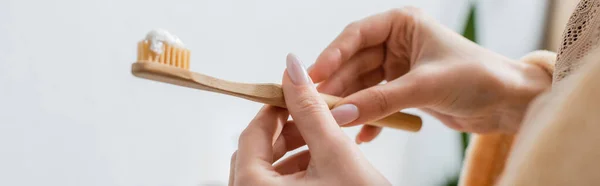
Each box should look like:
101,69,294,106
131,29,422,132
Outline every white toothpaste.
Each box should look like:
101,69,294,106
145,29,185,54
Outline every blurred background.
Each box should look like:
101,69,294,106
0,0,578,185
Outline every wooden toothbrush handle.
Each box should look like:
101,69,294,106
131,62,422,132
318,94,422,132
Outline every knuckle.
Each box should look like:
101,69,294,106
238,128,252,145
390,6,423,16
366,87,390,113
294,93,329,116
342,19,370,49
388,8,404,15
387,7,424,27
344,21,360,30
343,21,363,39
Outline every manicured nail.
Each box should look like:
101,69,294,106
330,104,359,125
286,53,311,85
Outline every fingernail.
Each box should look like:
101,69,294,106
286,53,311,85
355,138,363,145
330,104,359,125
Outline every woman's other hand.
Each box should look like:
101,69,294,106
309,7,551,142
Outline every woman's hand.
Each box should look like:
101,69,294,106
229,54,389,186
308,8,551,142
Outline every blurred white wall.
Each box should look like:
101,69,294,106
477,0,550,58
0,0,546,185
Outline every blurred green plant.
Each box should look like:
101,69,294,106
444,3,476,186
460,3,476,158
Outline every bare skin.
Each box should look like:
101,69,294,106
230,7,552,184
308,7,551,143
229,54,390,186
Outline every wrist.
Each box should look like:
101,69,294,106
519,50,556,76
500,51,555,133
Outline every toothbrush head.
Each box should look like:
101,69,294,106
137,29,190,70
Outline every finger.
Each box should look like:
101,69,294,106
272,121,306,162
273,150,311,175
340,68,385,97
316,46,385,95
228,151,237,186
309,11,396,83
338,69,438,127
237,106,289,169
356,125,383,144
283,53,355,157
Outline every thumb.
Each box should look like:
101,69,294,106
282,53,355,157
338,73,436,127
